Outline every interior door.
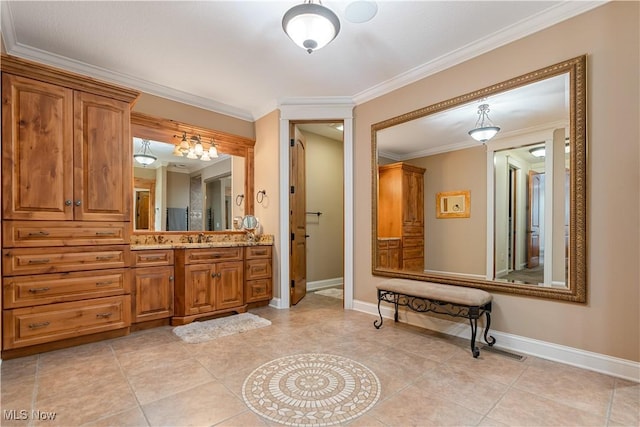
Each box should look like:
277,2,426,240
289,125,307,305
527,170,542,268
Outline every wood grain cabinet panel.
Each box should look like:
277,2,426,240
1,74,74,221
3,295,131,350
244,246,273,303
3,221,129,247
378,162,425,272
3,269,129,309
132,265,174,323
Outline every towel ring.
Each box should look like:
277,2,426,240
235,194,245,206
256,190,267,204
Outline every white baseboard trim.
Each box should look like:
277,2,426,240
269,297,284,309
352,299,640,382
306,277,343,291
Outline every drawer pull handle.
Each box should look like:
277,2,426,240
96,312,113,319
253,250,267,255
28,258,50,264
211,272,222,278
95,281,113,286
28,321,50,329
28,287,51,293
95,255,115,261
95,231,116,236
28,231,50,237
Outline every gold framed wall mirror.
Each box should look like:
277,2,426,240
131,112,255,233
372,55,586,302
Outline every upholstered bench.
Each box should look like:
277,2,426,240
374,278,496,357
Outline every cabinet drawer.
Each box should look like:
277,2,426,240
132,249,174,267
246,258,272,280
245,279,272,303
3,221,130,247
184,247,242,264
245,245,272,259
403,236,424,247
3,269,129,308
403,246,424,259
3,295,131,349
403,225,423,236
2,246,129,276
377,239,401,250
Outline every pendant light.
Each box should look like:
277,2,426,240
468,104,501,142
283,1,340,54
133,139,157,166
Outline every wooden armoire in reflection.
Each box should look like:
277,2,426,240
377,162,426,271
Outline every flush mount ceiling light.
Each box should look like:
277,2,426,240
173,132,218,161
529,140,571,158
282,0,341,54
468,103,501,142
133,139,157,166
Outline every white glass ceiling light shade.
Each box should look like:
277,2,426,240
133,139,157,166
173,132,218,161
468,103,501,142
283,1,340,53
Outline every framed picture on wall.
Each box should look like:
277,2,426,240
436,190,470,218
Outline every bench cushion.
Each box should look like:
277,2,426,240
377,278,492,307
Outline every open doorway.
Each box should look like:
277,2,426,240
289,122,345,307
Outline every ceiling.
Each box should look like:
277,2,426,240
0,1,603,121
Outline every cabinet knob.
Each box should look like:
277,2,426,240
169,276,174,281
65,200,72,206
75,200,82,206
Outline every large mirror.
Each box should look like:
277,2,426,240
372,56,586,302
131,112,255,233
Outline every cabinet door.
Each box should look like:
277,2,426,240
184,264,215,315
215,260,244,310
2,74,74,220
74,91,131,221
133,266,174,323
402,170,424,226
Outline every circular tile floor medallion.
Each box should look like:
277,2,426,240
242,353,381,426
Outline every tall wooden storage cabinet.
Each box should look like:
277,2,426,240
378,162,426,271
1,55,139,354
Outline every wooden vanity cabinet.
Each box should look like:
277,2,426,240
1,55,139,356
245,246,273,303
131,249,174,323
173,247,245,325
378,162,426,272
377,238,401,269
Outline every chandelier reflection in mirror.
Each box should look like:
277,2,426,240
173,132,219,161
133,139,157,166
468,103,501,142
282,0,340,53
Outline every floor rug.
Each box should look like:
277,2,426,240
242,353,381,426
314,288,343,299
172,313,271,344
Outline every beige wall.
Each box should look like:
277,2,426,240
303,131,344,283
254,110,281,298
133,93,255,140
407,146,486,276
354,2,639,361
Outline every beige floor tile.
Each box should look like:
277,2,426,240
344,413,388,426
83,406,149,427
369,383,484,426
127,357,215,405
413,364,509,414
1,355,38,381
609,378,640,426
514,359,615,416
36,341,115,377
215,409,270,426
444,349,527,385
36,362,125,402
142,381,246,426
108,327,179,355
487,387,606,426
115,341,192,375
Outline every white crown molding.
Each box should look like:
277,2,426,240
352,1,606,106
352,299,640,382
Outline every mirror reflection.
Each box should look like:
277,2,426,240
373,56,586,302
133,138,245,231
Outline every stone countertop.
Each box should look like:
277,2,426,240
131,241,273,250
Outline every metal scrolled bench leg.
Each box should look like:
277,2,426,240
373,279,496,357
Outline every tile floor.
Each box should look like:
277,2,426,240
1,291,638,427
